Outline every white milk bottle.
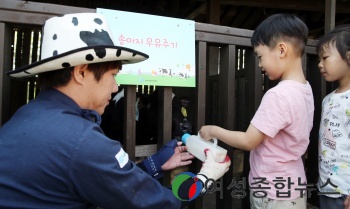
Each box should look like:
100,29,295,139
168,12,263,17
181,133,227,162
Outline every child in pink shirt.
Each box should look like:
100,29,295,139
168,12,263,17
199,14,314,209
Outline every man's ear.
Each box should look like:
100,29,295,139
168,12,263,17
72,64,88,84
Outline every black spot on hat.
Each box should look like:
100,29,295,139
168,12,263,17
80,29,113,46
80,29,113,59
72,17,78,26
53,34,57,40
116,49,121,57
94,18,103,25
62,62,71,68
86,54,94,61
53,50,58,56
95,48,106,59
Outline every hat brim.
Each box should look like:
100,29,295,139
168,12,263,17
7,45,149,78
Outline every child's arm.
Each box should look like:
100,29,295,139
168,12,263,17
199,124,265,151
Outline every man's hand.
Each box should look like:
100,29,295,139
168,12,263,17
142,139,194,178
344,195,350,209
197,149,231,184
161,142,194,171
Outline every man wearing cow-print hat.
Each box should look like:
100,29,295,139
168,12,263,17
0,13,231,209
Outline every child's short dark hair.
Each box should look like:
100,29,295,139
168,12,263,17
251,14,308,56
316,24,350,63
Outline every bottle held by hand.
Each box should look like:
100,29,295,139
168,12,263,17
181,133,227,162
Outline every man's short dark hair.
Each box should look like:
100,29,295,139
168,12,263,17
38,61,122,90
251,14,308,56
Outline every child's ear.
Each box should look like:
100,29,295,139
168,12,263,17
278,42,287,57
346,51,350,65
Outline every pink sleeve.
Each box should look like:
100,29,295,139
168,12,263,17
251,91,292,138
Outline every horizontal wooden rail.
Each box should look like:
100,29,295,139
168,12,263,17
0,0,94,25
195,22,254,38
135,144,157,157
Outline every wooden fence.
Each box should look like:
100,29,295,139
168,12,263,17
0,1,335,208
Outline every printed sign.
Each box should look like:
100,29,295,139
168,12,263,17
97,8,196,87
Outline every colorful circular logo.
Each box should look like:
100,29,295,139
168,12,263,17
172,172,203,201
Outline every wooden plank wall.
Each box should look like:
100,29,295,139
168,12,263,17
0,1,334,209
0,22,12,126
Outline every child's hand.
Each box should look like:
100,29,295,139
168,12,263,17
344,194,350,209
199,125,216,141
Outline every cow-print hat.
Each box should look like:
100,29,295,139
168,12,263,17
7,13,149,78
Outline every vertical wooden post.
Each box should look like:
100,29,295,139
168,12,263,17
156,87,173,148
195,41,207,139
244,49,262,126
325,0,336,33
216,44,236,209
123,85,136,161
157,86,173,185
325,0,337,93
242,48,263,209
0,23,12,126
206,0,221,139
206,0,220,24
305,55,322,207
189,41,207,209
